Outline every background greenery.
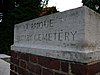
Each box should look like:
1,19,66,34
82,0,100,13
0,0,58,54
0,0,42,54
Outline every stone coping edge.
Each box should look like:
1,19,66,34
11,45,100,64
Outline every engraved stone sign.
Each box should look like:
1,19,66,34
14,7,85,49
11,6,100,63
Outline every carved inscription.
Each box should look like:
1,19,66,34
16,19,54,30
16,31,77,42
15,17,78,47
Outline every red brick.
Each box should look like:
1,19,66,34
28,63,41,75
10,64,18,72
18,67,28,75
29,54,38,63
11,51,18,58
19,52,29,61
14,65,18,72
71,63,87,75
10,71,17,75
71,62,100,75
28,72,35,75
55,72,66,75
42,68,53,75
19,60,27,69
87,62,100,75
38,56,60,70
10,64,15,71
17,52,21,59
11,57,19,66
61,61,69,72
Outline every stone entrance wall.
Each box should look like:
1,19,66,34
10,51,100,75
11,6,100,75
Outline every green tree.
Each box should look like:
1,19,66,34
3,0,42,23
41,0,49,8
0,0,42,54
82,0,100,13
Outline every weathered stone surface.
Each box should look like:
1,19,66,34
11,6,100,63
13,7,85,49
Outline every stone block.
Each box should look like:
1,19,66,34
11,6,100,63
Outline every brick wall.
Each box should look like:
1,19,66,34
10,51,100,75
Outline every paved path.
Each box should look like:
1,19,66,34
0,59,10,75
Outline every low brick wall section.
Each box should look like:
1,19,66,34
10,51,100,75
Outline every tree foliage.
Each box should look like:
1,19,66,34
3,0,42,23
41,0,49,8
0,0,42,54
40,7,58,16
0,0,58,54
82,0,100,13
